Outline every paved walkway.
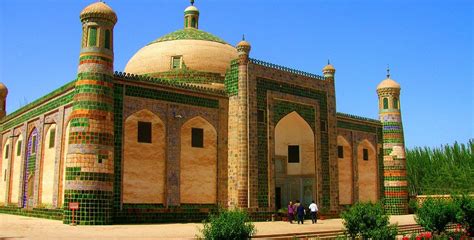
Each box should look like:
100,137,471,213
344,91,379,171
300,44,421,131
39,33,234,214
0,213,416,240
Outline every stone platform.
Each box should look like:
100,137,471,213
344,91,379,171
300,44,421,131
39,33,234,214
0,213,417,239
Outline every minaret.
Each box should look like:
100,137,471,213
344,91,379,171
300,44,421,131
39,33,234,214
184,0,199,29
64,2,117,225
228,36,251,208
377,67,408,215
0,83,8,118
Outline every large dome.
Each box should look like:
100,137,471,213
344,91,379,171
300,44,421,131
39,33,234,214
124,1,238,79
124,28,237,77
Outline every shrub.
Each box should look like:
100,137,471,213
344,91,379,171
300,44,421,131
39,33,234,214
409,198,419,214
341,202,398,240
199,208,255,240
415,198,457,234
453,195,474,236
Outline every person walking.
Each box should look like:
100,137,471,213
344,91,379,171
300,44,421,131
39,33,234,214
309,200,318,224
296,200,305,224
287,201,295,224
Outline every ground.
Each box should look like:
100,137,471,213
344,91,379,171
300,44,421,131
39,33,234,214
0,214,416,239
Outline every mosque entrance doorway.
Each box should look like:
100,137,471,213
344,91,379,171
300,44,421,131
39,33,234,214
274,111,317,209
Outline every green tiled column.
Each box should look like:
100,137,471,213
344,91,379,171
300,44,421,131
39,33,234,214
63,2,117,225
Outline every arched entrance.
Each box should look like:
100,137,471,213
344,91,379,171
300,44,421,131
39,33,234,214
22,128,39,208
274,111,316,209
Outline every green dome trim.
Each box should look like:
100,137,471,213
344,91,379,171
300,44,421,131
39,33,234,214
148,28,229,45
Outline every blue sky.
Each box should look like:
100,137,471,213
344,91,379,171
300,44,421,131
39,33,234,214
0,0,472,148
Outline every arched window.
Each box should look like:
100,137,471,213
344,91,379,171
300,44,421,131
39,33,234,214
104,30,111,49
185,17,189,28
191,18,196,28
383,98,389,109
393,97,399,109
88,27,97,47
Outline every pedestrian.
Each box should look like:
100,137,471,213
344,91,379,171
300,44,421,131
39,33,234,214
309,200,318,224
287,201,294,224
296,200,305,224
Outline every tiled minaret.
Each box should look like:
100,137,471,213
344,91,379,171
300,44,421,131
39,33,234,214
0,83,8,119
63,2,117,225
377,67,408,215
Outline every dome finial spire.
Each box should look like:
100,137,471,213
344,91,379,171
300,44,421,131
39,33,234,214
242,34,245,41
190,0,194,6
386,64,390,78
328,59,330,65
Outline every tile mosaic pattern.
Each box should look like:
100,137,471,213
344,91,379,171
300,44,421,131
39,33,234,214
21,128,38,208
377,88,408,215
224,59,239,96
256,77,329,207
63,13,116,225
148,28,228,45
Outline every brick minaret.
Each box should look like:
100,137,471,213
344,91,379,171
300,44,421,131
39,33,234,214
228,37,251,208
63,2,117,225
377,67,408,215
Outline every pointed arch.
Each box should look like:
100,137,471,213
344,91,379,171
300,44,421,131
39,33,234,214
22,128,39,208
9,134,23,204
180,116,217,204
0,138,12,204
275,111,315,175
357,139,377,202
123,109,166,203
39,123,57,206
337,135,353,204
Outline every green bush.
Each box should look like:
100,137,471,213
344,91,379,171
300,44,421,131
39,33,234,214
453,195,474,236
408,198,419,214
415,198,457,234
199,208,255,240
341,202,398,240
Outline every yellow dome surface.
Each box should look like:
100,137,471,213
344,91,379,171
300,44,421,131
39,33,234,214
80,2,117,23
323,64,335,71
0,82,7,96
237,40,250,48
377,78,401,89
124,29,238,76
184,5,199,12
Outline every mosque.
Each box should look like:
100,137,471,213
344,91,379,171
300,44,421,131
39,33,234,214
0,1,408,225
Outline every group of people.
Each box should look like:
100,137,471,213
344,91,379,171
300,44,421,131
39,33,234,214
287,200,318,224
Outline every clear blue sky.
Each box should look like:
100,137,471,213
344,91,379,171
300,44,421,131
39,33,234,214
0,0,472,148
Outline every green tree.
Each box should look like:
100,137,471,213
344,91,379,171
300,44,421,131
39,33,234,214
341,202,398,240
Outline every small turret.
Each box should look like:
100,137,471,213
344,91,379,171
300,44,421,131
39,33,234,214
322,60,336,78
236,35,251,65
184,0,199,29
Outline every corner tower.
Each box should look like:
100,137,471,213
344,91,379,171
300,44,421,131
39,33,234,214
64,2,117,225
228,37,251,208
377,67,408,215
